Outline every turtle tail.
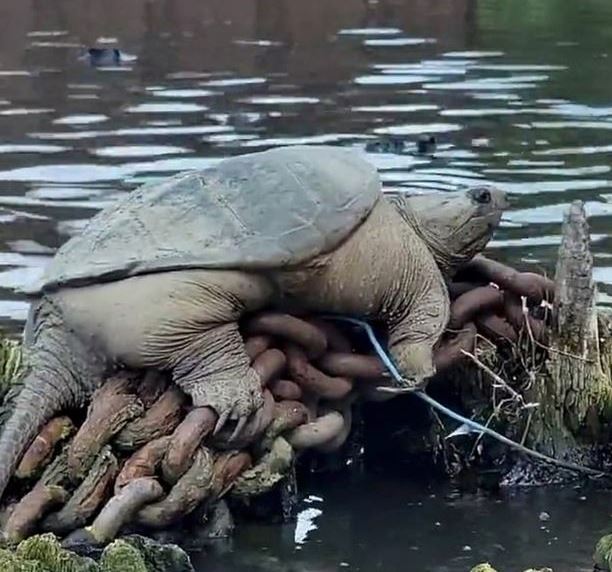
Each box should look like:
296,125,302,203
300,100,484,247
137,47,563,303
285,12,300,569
0,299,102,501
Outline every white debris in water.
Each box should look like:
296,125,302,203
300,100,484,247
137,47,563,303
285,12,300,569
294,507,322,545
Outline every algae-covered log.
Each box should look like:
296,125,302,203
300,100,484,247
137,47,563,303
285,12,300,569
14,532,98,571
116,534,194,572
231,436,294,498
99,539,148,572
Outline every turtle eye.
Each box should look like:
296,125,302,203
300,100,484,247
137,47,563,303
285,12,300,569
470,187,491,204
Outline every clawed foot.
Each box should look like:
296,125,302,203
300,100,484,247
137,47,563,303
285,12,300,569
186,371,264,441
389,341,436,388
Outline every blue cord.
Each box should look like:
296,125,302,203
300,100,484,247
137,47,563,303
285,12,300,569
321,314,608,478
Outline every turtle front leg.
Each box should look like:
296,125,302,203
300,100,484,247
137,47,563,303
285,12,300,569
167,322,265,437
386,271,450,388
124,270,275,440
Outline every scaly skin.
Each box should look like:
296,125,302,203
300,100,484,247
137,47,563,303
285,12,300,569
0,299,107,507
0,190,506,503
388,186,508,278
276,199,449,381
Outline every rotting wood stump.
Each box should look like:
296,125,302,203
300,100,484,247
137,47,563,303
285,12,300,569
504,201,612,484
529,201,612,448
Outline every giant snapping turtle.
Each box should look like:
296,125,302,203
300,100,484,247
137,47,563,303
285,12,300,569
0,145,507,500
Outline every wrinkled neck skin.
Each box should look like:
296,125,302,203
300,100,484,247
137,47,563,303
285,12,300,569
272,198,449,383
387,194,475,279
273,199,416,319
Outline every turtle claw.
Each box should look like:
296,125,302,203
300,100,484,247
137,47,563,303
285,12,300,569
213,410,231,436
182,369,264,439
229,415,248,443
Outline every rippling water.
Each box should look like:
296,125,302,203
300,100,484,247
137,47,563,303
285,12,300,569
1,0,612,569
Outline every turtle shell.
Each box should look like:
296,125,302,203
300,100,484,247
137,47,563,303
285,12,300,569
32,145,381,293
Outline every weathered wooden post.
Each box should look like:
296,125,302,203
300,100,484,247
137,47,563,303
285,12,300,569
526,200,612,460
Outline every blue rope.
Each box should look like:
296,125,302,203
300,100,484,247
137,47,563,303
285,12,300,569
321,314,609,478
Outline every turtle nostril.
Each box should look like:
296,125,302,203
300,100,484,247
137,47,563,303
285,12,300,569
471,187,491,204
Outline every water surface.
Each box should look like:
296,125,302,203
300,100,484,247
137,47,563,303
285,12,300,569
200,473,611,572
1,0,611,569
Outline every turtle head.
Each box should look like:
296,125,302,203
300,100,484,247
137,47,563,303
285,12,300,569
388,185,508,278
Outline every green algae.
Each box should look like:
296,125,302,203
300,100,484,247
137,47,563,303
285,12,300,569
100,540,147,572
0,533,97,572
0,533,193,572
120,535,194,572
0,332,24,428
594,533,612,571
